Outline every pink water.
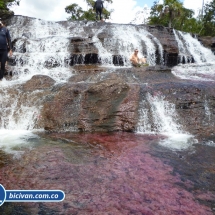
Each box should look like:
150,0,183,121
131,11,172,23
0,132,213,214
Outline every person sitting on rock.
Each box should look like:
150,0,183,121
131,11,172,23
94,0,104,21
130,49,147,67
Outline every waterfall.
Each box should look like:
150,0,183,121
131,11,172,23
8,17,165,71
6,18,74,85
173,29,193,63
136,93,195,150
204,100,211,122
0,17,75,139
173,30,215,81
178,31,215,64
0,88,41,130
1,17,164,133
110,25,164,66
174,30,215,64
0,16,212,152
92,26,113,65
92,25,164,66
203,99,214,127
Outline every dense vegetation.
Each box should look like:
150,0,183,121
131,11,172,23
148,0,215,36
201,0,215,36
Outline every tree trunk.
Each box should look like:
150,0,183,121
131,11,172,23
168,10,173,28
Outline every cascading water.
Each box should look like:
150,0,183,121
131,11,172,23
0,16,213,153
173,30,215,81
0,90,38,130
173,29,193,64
100,25,164,66
7,19,74,85
177,31,214,63
92,26,113,65
136,93,195,150
0,17,166,149
0,17,79,152
0,18,77,132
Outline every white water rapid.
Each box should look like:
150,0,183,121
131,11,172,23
91,24,164,66
0,17,79,153
173,30,215,81
136,93,196,150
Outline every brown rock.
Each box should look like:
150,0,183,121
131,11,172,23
79,76,139,131
39,83,87,131
22,75,56,92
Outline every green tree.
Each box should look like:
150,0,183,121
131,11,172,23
201,0,215,36
65,0,113,21
65,4,84,21
149,0,196,30
0,0,20,19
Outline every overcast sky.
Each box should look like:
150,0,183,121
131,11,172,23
11,0,211,23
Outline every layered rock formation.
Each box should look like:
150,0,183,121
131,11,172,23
1,16,215,138
2,65,213,138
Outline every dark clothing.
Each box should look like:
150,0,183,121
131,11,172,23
94,0,103,9
96,8,103,20
0,27,12,50
0,26,12,79
94,0,103,20
0,49,8,79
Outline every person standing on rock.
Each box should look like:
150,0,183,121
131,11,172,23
94,0,104,21
0,20,12,80
130,49,147,67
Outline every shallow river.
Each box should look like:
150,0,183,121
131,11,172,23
0,131,215,214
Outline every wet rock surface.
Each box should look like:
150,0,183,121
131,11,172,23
198,36,215,53
32,66,214,136
22,75,56,92
31,67,154,131
2,65,214,136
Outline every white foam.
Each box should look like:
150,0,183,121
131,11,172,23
205,141,215,147
0,130,39,156
136,93,196,150
172,63,215,81
159,133,197,151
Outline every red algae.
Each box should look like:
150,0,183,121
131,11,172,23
0,132,213,214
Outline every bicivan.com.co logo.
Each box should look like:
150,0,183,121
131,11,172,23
0,184,65,206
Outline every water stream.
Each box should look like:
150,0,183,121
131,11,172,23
136,93,195,150
0,16,215,214
173,30,215,81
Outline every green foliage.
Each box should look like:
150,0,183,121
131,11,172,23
65,0,113,21
65,4,84,21
148,0,203,34
180,18,202,34
149,0,180,28
201,0,215,36
0,0,20,20
0,0,20,10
